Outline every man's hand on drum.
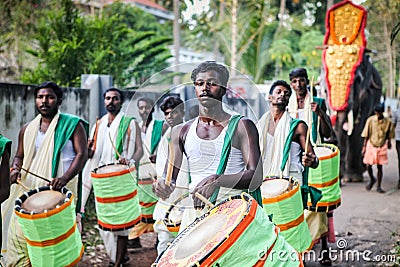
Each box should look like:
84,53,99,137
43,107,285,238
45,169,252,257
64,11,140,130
192,174,220,209
149,154,157,164
302,153,319,168
49,176,69,191
153,177,175,200
118,157,135,166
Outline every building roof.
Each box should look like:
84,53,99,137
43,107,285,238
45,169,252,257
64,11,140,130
94,0,168,11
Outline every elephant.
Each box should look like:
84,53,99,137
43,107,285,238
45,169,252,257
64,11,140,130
321,51,382,182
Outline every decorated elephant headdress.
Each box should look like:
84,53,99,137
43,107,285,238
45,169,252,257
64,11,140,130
322,0,367,112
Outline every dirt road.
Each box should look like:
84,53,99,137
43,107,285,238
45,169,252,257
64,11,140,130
78,142,400,267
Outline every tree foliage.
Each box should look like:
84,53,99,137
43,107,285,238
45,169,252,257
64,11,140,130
15,1,172,87
181,0,329,82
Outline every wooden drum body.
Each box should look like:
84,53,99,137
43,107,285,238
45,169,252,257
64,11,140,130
261,177,313,253
153,193,301,267
15,186,83,267
91,163,140,231
308,144,341,212
163,193,191,236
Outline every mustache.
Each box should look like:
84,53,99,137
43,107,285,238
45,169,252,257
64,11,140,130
199,92,213,97
107,104,115,108
39,104,50,109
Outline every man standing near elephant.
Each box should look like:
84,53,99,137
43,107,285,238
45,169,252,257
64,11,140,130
362,103,395,193
288,68,333,144
288,68,336,265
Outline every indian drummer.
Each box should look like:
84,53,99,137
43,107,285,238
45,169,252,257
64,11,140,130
3,81,88,266
257,80,318,253
154,61,263,231
288,68,336,265
80,87,143,267
128,97,168,248
152,96,190,255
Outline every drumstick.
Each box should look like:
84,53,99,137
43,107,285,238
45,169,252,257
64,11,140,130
305,76,314,154
17,180,30,191
108,132,122,160
165,136,174,187
194,192,215,209
91,116,99,152
20,167,51,183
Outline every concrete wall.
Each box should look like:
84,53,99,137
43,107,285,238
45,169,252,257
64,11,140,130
0,83,90,155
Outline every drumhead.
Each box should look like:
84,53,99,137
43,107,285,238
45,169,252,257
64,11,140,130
95,164,128,174
175,214,227,259
21,190,65,213
261,178,290,198
166,195,250,263
314,146,333,157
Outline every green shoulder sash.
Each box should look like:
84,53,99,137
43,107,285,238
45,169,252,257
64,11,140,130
280,118,302,172
150,120,164,154
53,114,89,215
53,113,89,178
0,135,12,157
280,118,322,209
115,116,135,160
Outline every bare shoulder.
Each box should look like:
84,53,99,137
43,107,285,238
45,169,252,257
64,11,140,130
233,117,258,148
294,120,308,135
237,117,258,134
20,123,30,136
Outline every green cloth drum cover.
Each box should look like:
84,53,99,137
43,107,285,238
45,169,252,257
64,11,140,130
91,164,141,231
15,186,83,267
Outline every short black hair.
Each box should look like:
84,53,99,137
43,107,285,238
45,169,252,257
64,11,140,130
269,80,292,95
137,97,154,107
160,96,184,114
191,61,230,87
289,68,309,81
34,81,63,99
374,103,384,113
104,88,125,102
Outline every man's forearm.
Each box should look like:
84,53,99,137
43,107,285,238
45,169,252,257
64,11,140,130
216,169,262,192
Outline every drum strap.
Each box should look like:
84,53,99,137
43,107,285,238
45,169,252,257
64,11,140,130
115,116,135,160
53,114,89,178
53,113,89,214
281,118,322,209
150,120,164,154
280,118,302,173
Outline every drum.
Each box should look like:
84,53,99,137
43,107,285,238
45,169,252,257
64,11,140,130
308,144,341,212
15,186,83,267
91,163,141,231
153,193,301,267
138,178,158,223
163,193,190,237
137,160,158,223
262,177,313,253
